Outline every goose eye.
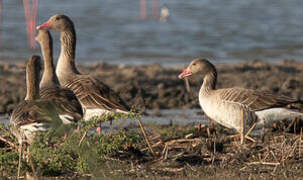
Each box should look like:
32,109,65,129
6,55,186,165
55,17,60,21
192,63,196,66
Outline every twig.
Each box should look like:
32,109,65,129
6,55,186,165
185,133,194,139
161,144,167,158
299,128,302,158
141,140,162,151
17,143,22,179
79,131,87,146
155,167,184,172
137,118,156,157
166,144,189,150
262,151,270,162
150,134,161,141
185,162,196,172
270,150,279,163
240,109,244,144
28,152,38,180
284,118,297,133
165,138,201,146
0,135,17,149
172,152,185,160
281,139,298,163
102,155,124,163
246,161,280,166
164,144,168,160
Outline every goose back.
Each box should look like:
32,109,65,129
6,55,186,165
10,100,61,144
217,87,298,111
64,75,130,114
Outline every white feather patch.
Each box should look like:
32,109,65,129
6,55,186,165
256,108,303,128
20,122,49,143
84,108,129,121
59,114,73,124
84,109,111,121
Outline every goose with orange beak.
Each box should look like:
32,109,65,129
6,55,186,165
179,58,303,144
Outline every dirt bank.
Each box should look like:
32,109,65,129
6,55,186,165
1,59,303,115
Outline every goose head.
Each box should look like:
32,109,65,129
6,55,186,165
178,58,215,79
35,29,52,47
37,14,74,32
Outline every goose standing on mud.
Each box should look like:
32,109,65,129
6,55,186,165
36,29,83,124
179,58,303,144
10,56,62,177
36,14,130,123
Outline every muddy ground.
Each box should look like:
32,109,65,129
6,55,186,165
0,59,303,116
1,59,303,179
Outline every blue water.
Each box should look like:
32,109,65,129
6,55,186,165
1,0,303,65
0,109,207,132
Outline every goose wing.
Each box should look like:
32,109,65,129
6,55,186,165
40,87,83,122
64,75,130,112
218,87,298,111
10,100,61,127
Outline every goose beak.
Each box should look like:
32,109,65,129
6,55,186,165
178,67,192,79
36,21,51,30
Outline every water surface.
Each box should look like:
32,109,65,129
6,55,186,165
0,109,206,133
1,0,303,65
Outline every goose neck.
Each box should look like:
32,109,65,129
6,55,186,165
57,28,79,78
200,70,217,95
39,40,59,88
25,64,40,100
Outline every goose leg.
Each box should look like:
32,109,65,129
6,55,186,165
17,142,22,179
240,109,245,144
76,125,81,131
204,114,215,136
208,118,214,131
244,123,257,143
96,122,102,135
28,147,38,180
240,133,244,144
238,123,257,144
229,133,255,143
261,124,266,142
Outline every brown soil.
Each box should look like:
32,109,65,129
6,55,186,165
1,59,303,116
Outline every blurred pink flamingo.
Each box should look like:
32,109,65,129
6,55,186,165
0,0,38,48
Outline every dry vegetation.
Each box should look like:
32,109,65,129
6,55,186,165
1,116,303,179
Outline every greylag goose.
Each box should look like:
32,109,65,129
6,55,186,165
10,56,62,145
179,58,303,143
10,56,62,177
36,14,130,121
36,29,83,124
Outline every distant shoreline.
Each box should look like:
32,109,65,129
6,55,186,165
1,55,302,67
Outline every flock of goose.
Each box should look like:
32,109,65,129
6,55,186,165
9,14,303,153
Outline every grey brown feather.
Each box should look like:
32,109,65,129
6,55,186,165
218,88,298,111
64,75,130,113
40,87,83,122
